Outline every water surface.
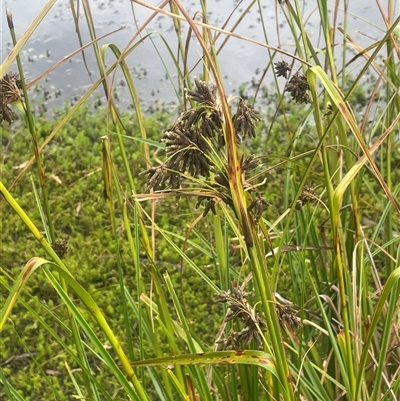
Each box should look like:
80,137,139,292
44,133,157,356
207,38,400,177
1,0,394,110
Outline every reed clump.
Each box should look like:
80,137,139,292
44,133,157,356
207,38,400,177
1,1,399,401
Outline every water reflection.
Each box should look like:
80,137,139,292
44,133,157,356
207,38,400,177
0,0,390,111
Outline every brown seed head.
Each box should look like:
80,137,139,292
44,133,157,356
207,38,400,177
52,239,69,259
274,60,292,79
185,78,217,106
6,8,13,29
0,72,22,124
285,72,310,104
295,185,318,210
232,99,261,141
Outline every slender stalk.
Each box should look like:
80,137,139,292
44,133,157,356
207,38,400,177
6,8,55,242
308,70,356,399
101,137,135,362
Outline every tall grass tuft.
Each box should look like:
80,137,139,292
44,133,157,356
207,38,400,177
1,1,399,400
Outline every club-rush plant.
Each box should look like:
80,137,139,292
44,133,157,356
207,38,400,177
1,1,400,401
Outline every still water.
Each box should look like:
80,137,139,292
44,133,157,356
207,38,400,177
0,0,396,110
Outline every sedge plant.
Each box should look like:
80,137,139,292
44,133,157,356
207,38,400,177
1,1,400,400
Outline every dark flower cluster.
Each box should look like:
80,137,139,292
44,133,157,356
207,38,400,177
141,78,262,200
274,61,310,104
140,79,224,191
185,80,226,146
216,287,267,349
52,239,69,259
276,302,301,332
163,127,211,177
241,153,259,173
286,72,310,104
274,60,292,79
0,72,22,124
248,195,268,223
216,288,302,349
233,99,261,141
295,185,318,210
185,78,217,106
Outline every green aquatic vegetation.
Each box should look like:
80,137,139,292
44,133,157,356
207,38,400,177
1,1,400,401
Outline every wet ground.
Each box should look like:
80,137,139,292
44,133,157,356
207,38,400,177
1,0,392,112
